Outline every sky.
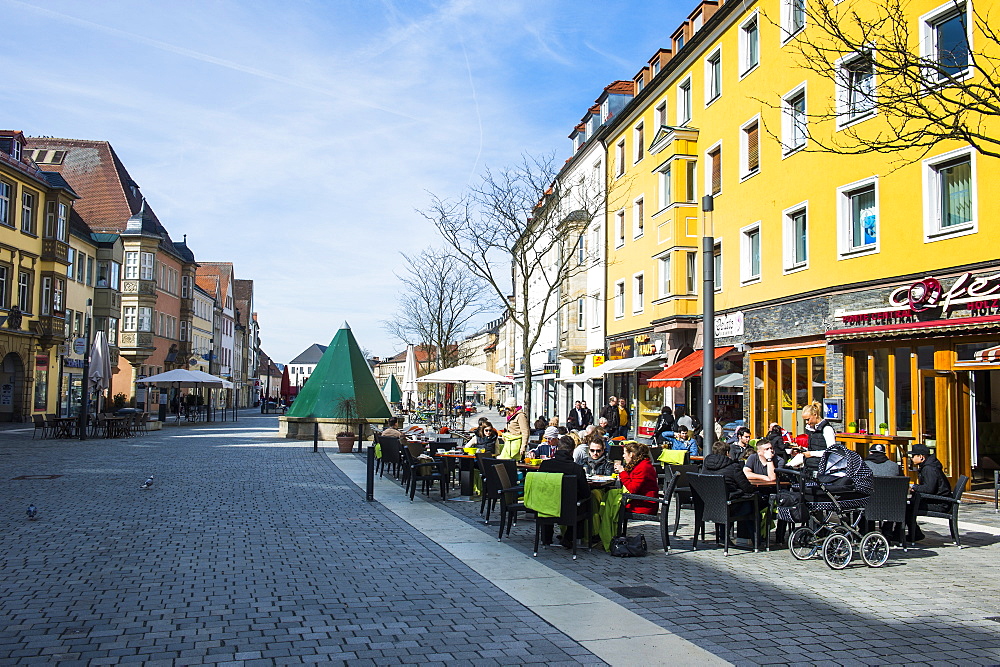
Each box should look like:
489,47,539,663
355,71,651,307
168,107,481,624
1,0,690,364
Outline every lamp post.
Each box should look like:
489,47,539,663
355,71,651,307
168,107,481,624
78,298,93,440
701,195,715,457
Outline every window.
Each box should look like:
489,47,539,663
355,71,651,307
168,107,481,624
18,271,31,312
635,76,645,93
576,298,585,330
124,252,139,280
615,140,626,177
86,256,93,286
591,291,601,328
741,117,760,178
601,100,610,122
677,78,692,125
922,2,970,80
21,191,35,234
633,274,644,313
713,242,723,291
181,275,190,298
123,307,137,331
837,177,879,255
66,248,75,279
686,252,697,294
57,203,67,241
138,307,152,332
634,123,644,163
576,234,585,264
0,265,7,308
685,161,697,202
652,60,661,75
140,252,155,280
76,252,84,282
659,254,672,297
614,280,625,318
41,277,51,315
741,223,762,283
782,85,807,154
783,203,809,271
0,181,11,227
615,209,626,247
53,278,63,313
740,13,760,74
655,101,667,128
923,149,975,239
706,145,722,196
783,0,806,40
705,49,722,104
838,53,875,123
658,164,672,209
633,198,644,238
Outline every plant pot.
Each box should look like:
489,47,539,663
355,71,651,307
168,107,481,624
336,435,355,453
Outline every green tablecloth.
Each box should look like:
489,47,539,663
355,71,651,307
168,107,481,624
590,487,623,551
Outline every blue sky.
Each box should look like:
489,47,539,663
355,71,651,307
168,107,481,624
1,0,690,363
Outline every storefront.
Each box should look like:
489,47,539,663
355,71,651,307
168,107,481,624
649,345,745,430
748,343,827,438
603,332,669,439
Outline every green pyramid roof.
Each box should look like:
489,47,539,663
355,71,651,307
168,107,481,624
382,374,402,403
286,322,391,420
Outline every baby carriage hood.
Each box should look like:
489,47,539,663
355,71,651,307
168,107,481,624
818,443,873,494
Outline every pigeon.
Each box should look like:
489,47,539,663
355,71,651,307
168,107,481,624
26,505,37,520
139,475,154,490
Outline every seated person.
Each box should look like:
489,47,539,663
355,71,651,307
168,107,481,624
538,437,592,548
864,443,902,477
532,415,548,436
906,443,952,542
653,406,675,445
583,439,614,477
703,441,757,545
382,417,409,447
474,422,499,456
667,427,701,457
543,417,560,441
614,441,658,515
743,440,784,484
573,432,592,465
727,427,753,461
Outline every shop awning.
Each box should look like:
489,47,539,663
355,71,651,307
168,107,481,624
826,314,1000,341
648,346,735,388
557,354,667,382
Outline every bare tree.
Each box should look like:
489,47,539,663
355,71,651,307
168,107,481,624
383,247,491,374
768,0,1000,162
423,153,606,417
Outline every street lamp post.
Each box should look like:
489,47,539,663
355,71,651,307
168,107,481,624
78,298,93,441
701,195,716,457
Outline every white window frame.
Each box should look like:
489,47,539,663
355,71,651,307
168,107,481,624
124,251,139,280
835,51,877,127
591,291,602,329
655,101,667,128
781,83,808,156
615,139,626,177
704,141,723,197
782,201,810,273
658,253,672,298
632,272,645,314
614,280,625,319
632,197,645,239
922,146,977,241
138,307,152,332
677,76,693,125
740,115,762,180
658,163,672,210
633,123,645,164
686,251,697,294
123,306,137,331
704,47,722,105
739,11,760,77
601,100,610,122
685,160,698,203
920,0,973,83
615,209,626,248
781,0,807,43
740,222,762,285
837,176,880,258
713,241,723,292
576,297,585,330
0,181,11,227
140,252,155,280
21,190,35,234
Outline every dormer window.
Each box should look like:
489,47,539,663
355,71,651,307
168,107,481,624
601,101,610,122
130,184,139,197
652,60,661,75
11,141,20,161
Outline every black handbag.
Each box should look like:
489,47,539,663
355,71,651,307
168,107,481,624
609,534,647,557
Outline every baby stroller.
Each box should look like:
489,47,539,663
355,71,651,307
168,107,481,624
776,445,890,570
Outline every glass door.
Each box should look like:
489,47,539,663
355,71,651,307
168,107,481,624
919,370,955,480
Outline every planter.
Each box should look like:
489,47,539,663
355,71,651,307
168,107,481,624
336,435,356,453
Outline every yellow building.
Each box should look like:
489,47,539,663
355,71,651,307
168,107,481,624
601,0,999,483
0,130,79,420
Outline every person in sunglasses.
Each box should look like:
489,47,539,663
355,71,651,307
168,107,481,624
582,438,614,476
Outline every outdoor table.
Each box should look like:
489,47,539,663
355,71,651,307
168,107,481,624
51,417,77,438
103,415,131,438
435,452,478,500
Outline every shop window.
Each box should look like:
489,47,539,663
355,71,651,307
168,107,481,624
895,347,913,435
750,349,827,437
873,348,891,432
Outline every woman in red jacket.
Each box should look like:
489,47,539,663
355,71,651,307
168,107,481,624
614,441,658,514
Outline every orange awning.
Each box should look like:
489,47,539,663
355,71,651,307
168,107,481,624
647,346,735,388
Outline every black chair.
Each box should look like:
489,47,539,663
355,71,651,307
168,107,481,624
479,455,512,523
688,472,761,556
865,475,911,550
400,447,448,502
494,463,526,542
524,473,592,560
667,463,700,535
618,473,680,553
377,436,402,479
32,415,50,439
913,474,969,548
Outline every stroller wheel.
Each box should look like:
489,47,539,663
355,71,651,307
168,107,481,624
789,527,818,560
860,532,890,568
822,533,853,570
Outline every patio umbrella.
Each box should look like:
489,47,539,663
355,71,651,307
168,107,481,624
416,364,513,429
280,364,291,400
88,331,112,412
714,372,744,388
402,344,418,409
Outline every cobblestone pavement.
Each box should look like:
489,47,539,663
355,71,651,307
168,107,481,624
387,449,1000,667
0,414,605,666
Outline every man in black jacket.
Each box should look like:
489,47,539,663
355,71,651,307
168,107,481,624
538,437,592,548
600,397,620,433
906,443,952,541
703,441,757,546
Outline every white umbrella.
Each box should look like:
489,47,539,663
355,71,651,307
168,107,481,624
714,372,744,388
136,368,233,389
416,365,514,384
402,344,418,408
88,331,111,393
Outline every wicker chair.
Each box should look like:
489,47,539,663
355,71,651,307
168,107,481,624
865,475,911,550
688,472,761,555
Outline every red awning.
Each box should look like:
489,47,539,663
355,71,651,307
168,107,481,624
826,314,1000,341
648,346,735,388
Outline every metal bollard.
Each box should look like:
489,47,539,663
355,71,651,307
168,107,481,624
313,422,319,453
366,445,375,502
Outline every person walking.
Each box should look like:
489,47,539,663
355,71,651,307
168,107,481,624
600,397,620,435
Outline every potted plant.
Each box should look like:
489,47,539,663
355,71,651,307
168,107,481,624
335,397,359,453
846,421,858,433
878,422,889,435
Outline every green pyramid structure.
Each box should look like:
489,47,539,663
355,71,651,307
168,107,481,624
382,373,402,403
286,322,391,420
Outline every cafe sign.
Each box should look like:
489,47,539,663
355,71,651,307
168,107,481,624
837,272,1000,326
608,339,634,360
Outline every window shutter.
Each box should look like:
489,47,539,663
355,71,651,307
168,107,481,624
711,148,722,195
747,124,759,172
